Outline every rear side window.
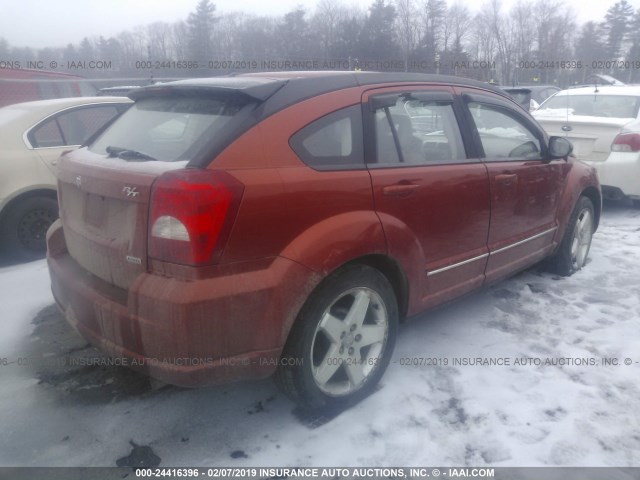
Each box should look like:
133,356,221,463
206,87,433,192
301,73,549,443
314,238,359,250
31,119,64,148
289,105,364,170
373,95,466,165
29,105,123,148
90,96,252,162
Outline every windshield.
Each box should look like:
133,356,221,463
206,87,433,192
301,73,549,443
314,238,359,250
537,94,640,119
90,95,251,162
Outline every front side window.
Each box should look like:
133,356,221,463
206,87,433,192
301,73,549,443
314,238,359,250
289,105,363,169
90,96,251,162
373,95,466,165
468,102,542,160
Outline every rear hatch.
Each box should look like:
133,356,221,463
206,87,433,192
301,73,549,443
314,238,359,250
55,81,282,288
533,92,640,162
57,153,182,289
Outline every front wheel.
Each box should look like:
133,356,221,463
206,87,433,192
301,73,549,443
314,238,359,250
549,196,595,276
275,265,398,409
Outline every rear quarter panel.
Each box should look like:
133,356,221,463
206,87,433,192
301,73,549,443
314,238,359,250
211,88,389,324
213,87,388,273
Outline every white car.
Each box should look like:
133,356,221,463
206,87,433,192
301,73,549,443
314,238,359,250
0,97,132,259
533,85,640,206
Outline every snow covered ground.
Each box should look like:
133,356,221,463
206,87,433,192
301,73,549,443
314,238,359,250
0,201,639,468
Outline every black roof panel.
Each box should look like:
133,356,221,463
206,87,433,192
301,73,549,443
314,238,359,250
131,71,508,106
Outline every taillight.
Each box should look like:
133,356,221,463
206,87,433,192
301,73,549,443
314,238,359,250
149,169,244,266
611,132,640,152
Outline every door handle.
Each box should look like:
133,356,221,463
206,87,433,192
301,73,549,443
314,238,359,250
382,183,421,197
495,174,518,186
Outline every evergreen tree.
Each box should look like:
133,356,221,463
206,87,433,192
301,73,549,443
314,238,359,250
603,0,634,59
79,37,94,61
625,10,640,81
422,0,446,59
278,8,310,58
187,0,218,66
358,0,399,62
575,22,607,83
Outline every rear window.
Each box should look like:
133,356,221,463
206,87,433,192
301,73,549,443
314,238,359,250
89,96,251,162
504,90,530,106
538,94,640,119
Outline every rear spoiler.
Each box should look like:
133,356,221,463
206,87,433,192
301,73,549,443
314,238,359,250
129,77,287,102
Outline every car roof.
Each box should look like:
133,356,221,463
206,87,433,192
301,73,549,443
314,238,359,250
130,71,513,122
0,96,132,129
0,96,131,112
503,85,558,92
131,71,508,100
555,85,640,96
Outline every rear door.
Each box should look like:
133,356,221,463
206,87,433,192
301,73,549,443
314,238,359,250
364,86,491,311
457,88,568,283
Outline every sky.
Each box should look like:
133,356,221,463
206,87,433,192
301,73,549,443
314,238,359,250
0,0,639,49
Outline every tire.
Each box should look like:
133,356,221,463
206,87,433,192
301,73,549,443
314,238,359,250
548,196,595,276
1,196,59,261
275,264,399,409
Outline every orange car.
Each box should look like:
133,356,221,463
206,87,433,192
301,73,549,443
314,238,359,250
47,72,600,408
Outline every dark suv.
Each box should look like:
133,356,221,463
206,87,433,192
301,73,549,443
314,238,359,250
47,72,600,408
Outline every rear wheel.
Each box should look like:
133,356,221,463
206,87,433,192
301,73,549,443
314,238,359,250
275,265,398,409
548,196,594,276
1,196,58,260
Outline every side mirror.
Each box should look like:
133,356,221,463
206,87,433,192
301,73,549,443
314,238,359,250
548,136,573,160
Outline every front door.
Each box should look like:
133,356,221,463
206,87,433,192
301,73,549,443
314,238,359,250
457,88,569,283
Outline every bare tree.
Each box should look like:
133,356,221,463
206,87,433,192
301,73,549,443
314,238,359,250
147,22,173,60
510,1,535,62
171,21,189,61
486,0,516,84
394,0,420,70
447,2,471,55
214,12,247,58
313,0,348,59
467,10,496,74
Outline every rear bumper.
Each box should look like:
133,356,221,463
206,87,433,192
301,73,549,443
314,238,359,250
46,220,317,387
587,152,640,199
